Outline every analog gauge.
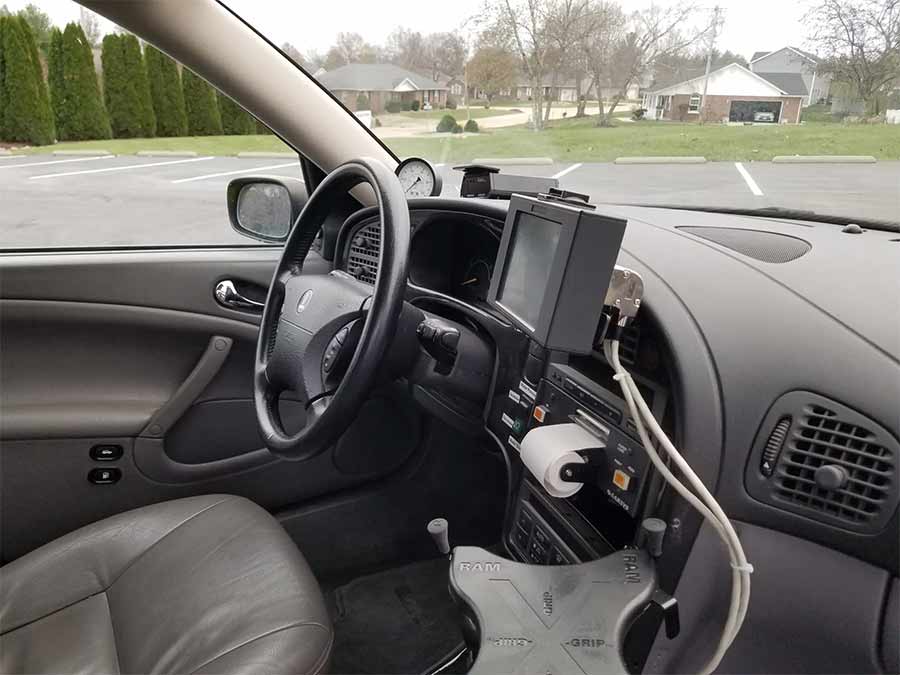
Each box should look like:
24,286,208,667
459,258,493,302
396,158,442,198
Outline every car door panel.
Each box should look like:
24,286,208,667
0,247,422,563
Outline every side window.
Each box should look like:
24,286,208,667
0,6,299,249
689,93,701,112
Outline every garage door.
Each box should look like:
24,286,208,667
729,100,782,123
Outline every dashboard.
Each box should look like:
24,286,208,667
333,195,899,674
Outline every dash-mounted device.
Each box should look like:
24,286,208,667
488,191,626,355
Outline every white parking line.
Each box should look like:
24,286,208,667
552,163,583,180
734,162,764,196
172,162,299,184
29,156,214,180
0,155,114,170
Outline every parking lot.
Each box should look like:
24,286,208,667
1,154,897,248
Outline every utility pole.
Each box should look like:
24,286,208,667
699,5,721,123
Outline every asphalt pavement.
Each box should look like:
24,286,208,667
1,154,897,249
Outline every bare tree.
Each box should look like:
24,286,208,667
543,0,593,121
589,3,706,126
79,7,102,47
281,42,305,68
579,0,627,124
806,0,900,113
427,32,468,78
487,0,558,130
387,28,429,70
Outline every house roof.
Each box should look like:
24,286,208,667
317,63,448,92
750,46,818,64
646,62,804,97
755,72,809,96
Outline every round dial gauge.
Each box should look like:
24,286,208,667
396,158,442,198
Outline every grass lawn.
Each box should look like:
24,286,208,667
13,117,899,162
386,116,900,162
15,134,293,156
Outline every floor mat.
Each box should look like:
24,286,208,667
329,557,464,675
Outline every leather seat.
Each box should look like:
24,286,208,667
0,495,332,674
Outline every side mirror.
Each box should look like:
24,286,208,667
227,176,307,243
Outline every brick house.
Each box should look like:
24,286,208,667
642,63,805,124
317,64,448,113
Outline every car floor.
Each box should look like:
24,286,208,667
326,557,464,675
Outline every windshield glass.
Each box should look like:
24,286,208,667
229,0,899,224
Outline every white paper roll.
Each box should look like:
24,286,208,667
520,423,603,498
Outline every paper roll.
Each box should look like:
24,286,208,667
520,423,602,498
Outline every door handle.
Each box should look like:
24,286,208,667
215,279,264,310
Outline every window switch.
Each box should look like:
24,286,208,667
90,444,123,461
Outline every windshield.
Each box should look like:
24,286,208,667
229,0,899,225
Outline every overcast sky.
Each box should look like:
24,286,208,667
6,0,813,62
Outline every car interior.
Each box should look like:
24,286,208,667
0,1,897,674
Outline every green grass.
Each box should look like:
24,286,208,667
16,134,293,156
392,107,520,120
13,117,899,162
386,116,900,162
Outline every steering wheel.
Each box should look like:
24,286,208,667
254,157,409,460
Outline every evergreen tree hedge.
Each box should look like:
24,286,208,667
145,45,186,137
51,22,110,140
102,33,155,138
182,67,222,136
217,91,255,135
0,15,55,145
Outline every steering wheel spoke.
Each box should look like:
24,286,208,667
253,158,410,460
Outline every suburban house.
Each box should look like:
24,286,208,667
316,64,448,112
510,76,641,102
642,62,806,123
749,46,831,106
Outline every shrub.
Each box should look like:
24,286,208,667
445,95,457,109
182,67,223,136
355,93,369,110
102,34,156,138
385,100,402,113
452,123,463,133
631,108,646,121
401,100,412,111
373,117,382,127
122,34,155,137
0,16,56,145
409,99,420,111
436,113,457,132
48,22,110,141
463,118,479,133
218,91,255,135
145,45,187,136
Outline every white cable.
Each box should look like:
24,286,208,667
605,339,751,675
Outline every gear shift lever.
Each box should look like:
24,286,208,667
427,518,450,555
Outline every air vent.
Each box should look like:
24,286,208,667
678,226,811,263
618,323,640,366
747,392,899,534
346,222,380,284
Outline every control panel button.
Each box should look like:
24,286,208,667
528,539,548,563
550,547,569,565
88,467,121,485
532,526,550,548
514,525,530,551
612,469,632,492
90,444,123,461
533,405,548,424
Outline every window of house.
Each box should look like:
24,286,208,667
689,93,701,112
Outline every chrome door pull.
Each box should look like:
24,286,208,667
215,280,264,310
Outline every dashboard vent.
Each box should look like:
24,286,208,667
678,226,811,263
618,323,640,366
346,222,380,285
748,391,899,534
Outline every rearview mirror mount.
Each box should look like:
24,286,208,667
227,176,307,243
